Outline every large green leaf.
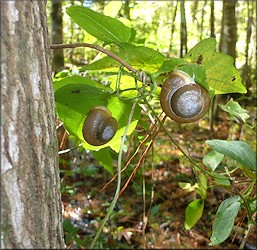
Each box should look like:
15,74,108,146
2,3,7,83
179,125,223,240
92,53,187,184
209,196,241,246
185,199,204,230
206,140,256,173
54,76,109,137
54,76,141,152
184,38,246,94
82,43,166,72
67,6,133,44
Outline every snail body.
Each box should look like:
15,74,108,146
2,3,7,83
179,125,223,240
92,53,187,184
83,106,118,146
160,70,210,123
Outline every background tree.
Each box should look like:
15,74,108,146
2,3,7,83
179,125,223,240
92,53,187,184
1,1,64,248
219,0,237,61
51,0,64,73
180,0,188,57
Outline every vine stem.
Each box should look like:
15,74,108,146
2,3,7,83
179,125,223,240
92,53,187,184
50,43,137,73
144,100,222,179
89,96,140,249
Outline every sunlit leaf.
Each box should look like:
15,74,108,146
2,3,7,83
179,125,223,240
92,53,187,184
54,76,141,152
185,199,204,230
178,64,209,90
153,58,187,77
209,196,241,246
67,6,133,44
197,173,207,199
82,43,166,72
184,38,246,94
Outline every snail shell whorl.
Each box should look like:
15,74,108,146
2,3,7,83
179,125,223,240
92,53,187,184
83,106,118,146
160,70,210,123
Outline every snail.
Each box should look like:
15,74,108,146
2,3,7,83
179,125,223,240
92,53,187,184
82,106,118,146
160,70,210,123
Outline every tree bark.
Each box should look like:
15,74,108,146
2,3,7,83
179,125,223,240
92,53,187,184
219,0,237,61
210,0,215,37
180,0,188,58
51,0,64,73
1,1,65,248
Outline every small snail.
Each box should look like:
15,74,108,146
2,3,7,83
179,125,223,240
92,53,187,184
160,70,210,123
82,106,118,146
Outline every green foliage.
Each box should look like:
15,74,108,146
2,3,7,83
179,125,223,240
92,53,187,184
92,148,115,175
184,38,246,94
54,75,141,152
67,6,134,44
209,196,241,246
221,98,250,123
185,199,204,230
54,5,255,248
206,140,257,174
82,42,166,72
203,150,224,171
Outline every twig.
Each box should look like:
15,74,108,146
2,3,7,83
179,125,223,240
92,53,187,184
50,43,137,73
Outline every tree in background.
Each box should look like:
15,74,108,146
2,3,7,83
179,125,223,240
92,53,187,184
1,1,64,248
51,0,64,73
220,0,237,61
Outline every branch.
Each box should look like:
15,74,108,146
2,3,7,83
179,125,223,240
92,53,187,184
50,43,137,73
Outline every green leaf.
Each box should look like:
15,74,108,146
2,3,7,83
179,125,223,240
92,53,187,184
220,98,250,123
209,196,241,246
93,148,114,175
178,64,209,90
83,43,166,72
54,76,141,152
178,182,198,192
153,58,187,77
196,173,207,199
203,150,224,171
150,204,161,218
63,218,78,233
54,76,109,138
67,6,133,44
206,140,256,173
184,38,246,94
212,173,231,186
185,199,204,230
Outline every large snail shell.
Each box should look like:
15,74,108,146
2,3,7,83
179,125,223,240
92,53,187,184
83,106,118,146
160,70,210,123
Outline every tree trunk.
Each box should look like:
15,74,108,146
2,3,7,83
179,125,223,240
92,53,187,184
210,0,215,37
180,0,188,58
51,0,64,74
1,1,65,248
219,0,237,61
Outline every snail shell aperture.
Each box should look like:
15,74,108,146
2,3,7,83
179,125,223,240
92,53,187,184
160,70,210,123
82,106,118,146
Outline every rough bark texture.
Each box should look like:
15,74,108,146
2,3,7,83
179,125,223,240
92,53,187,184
1,1,65,248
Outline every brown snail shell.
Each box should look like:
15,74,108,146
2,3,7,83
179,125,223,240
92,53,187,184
160,70,210,123
82,106,118,146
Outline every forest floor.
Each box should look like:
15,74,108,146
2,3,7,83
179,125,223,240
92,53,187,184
59,104,256,249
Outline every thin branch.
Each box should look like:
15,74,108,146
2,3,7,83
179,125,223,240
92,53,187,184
50,43,137,73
